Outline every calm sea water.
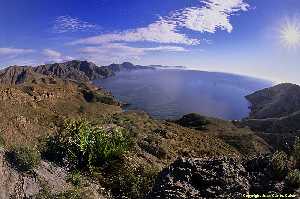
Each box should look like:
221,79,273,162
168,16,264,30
95,69,272,120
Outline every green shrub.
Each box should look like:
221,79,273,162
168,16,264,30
271,151,288,178
286,169,300,188
82,90,116,105
67,171,82,187
11,146,41,172
109,164,159,199
45,119,131,168
96,95,116,105
293,137,300,167
35,188,82,199
41,135,66,164
78,105,85,113
54,189,82,199
176,113,210,130
0,135,4,149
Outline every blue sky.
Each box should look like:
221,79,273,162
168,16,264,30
0,0,300,84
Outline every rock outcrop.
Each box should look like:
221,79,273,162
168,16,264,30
147,157,250,199
147,156,298,199
0,149,70,199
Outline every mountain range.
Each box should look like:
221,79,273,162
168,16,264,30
0,60,155,85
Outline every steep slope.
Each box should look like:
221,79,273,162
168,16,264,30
0,80,121,147
242,83,300,151
0,66,56,85
246,83,300,119
243,83,300,135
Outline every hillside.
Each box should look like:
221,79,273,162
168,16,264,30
241,83,300,152
0,66,54,85
0,61,298,198
246,83,300,119
242,83,300,135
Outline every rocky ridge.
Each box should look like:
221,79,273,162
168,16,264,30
0,60,154,85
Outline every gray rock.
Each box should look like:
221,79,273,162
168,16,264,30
0,149,70,199
147,157,250,199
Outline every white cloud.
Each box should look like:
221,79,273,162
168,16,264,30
42,49,73,63
0,48,34,57
70,0,249,46
71,19,199,45
53,15,98,33
43,49,62,59
171,0,249,33
144,45,188,52
78,43,187,64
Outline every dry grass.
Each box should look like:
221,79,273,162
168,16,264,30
0,82,121,148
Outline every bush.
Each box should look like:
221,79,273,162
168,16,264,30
176,113,210,130
45,119,131,169
67,171,82,187
286,169,300,188
78,105,85,113
54,190,82,199
10,146,41,172
0,135,4,149
35,188,82,199
82,90,116,105
271,151,288,178
41,135,66,164
293,137,300,167
109,164,159,199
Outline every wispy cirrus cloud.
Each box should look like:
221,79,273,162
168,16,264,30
53,15,99,33
70,0,249,46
